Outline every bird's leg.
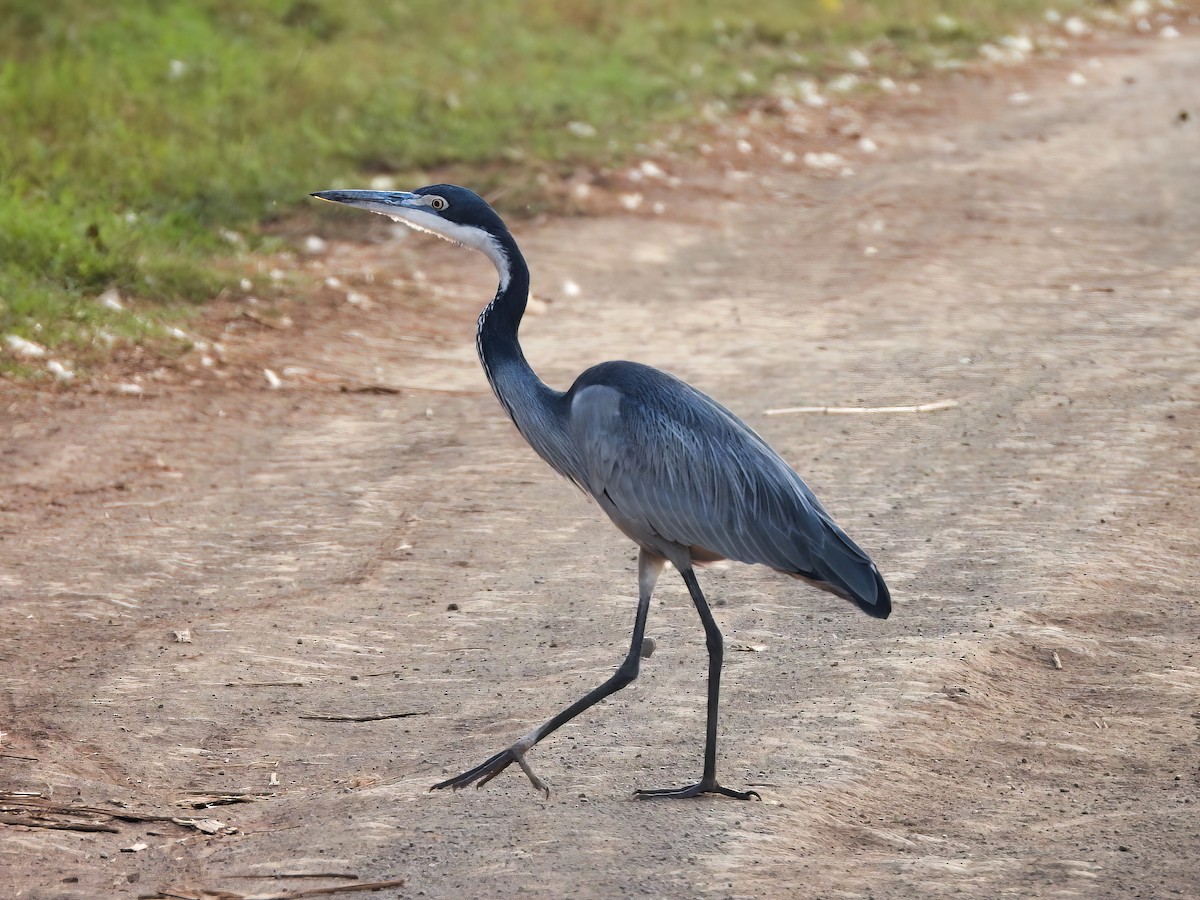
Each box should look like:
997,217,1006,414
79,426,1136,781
431,550,665,797
635,566,761,801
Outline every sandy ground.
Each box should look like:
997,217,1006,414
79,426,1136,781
3,28,1199,900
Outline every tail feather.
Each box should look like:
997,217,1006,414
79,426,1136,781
795,525,891,619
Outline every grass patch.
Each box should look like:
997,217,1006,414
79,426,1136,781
2,0,1094,373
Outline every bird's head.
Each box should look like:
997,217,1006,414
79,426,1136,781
311,184,513,277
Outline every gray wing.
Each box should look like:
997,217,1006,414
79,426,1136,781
568,379,888,617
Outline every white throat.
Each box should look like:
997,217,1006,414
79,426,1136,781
368,203,511,291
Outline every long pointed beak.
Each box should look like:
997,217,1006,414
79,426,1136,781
310,190,419,209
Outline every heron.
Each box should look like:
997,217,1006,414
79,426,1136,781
311,184,891,800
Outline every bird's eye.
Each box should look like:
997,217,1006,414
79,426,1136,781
429,196,448,211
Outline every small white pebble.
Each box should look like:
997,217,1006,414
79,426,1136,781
116,383,144,395
877,76,898,93
864,246,878,256
1045,9,1062,23
263,368,282,389
618,192,643,211
1067,71,1088,86
1160,24,1180,38
828,73,860,94
803,151,847,170
1063,16,1091,36
47,360,74,381
567,121,597,138
780,150,797,165
4,335,46,358
269,268,285,282
858,136,878,153
639,160,666,179
346,291,373,309
562,279,582,298
303,235,327,254
736,139,753,154
1009,90,1032,105
798,80,827,107
369,175,396,191
99,288,124,311
847,48,870,69
1002,34,1034,55
168,59,187,79
239,278,253,291
652,201,667,215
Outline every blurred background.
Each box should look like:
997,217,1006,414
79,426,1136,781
1,0,1092,372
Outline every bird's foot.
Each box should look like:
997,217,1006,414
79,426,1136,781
634,779,761,801
430,744,551,797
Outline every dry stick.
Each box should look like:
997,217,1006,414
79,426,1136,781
340,384,401,395
151,879,405,900
1,795,228,833
224,681,305,688
764,398,960,416
298,711,425,723
227,874,360,881
0,813,120,834
177,793,270,808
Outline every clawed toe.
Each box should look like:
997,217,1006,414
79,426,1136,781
634,780,761,801
431,746,551,797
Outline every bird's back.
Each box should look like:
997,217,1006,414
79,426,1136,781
563,361,890,618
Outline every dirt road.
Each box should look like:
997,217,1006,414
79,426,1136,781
3,30,1199,900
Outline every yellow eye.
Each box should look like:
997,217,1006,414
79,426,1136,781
429,196,448,211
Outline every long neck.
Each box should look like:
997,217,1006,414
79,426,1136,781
475,231,570,470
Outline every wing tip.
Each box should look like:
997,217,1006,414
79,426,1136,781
789,562,892,618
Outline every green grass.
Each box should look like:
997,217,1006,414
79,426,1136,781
1,0,1092,373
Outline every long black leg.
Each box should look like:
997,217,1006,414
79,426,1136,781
634,565,760,801
431,550,665,796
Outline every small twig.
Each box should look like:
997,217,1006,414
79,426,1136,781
0,813,120,833
1,795,233,835
224,682,305,688
340,384,402,395
227,874,358,881
765,398,959,416
0,753,40,761
359,383,482,397
176,793,270,809
148,878,405,900
240,310,284,329
298,711,425,723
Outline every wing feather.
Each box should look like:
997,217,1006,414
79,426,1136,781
565,365,888,617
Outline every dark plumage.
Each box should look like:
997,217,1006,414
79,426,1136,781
312,183,891,799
